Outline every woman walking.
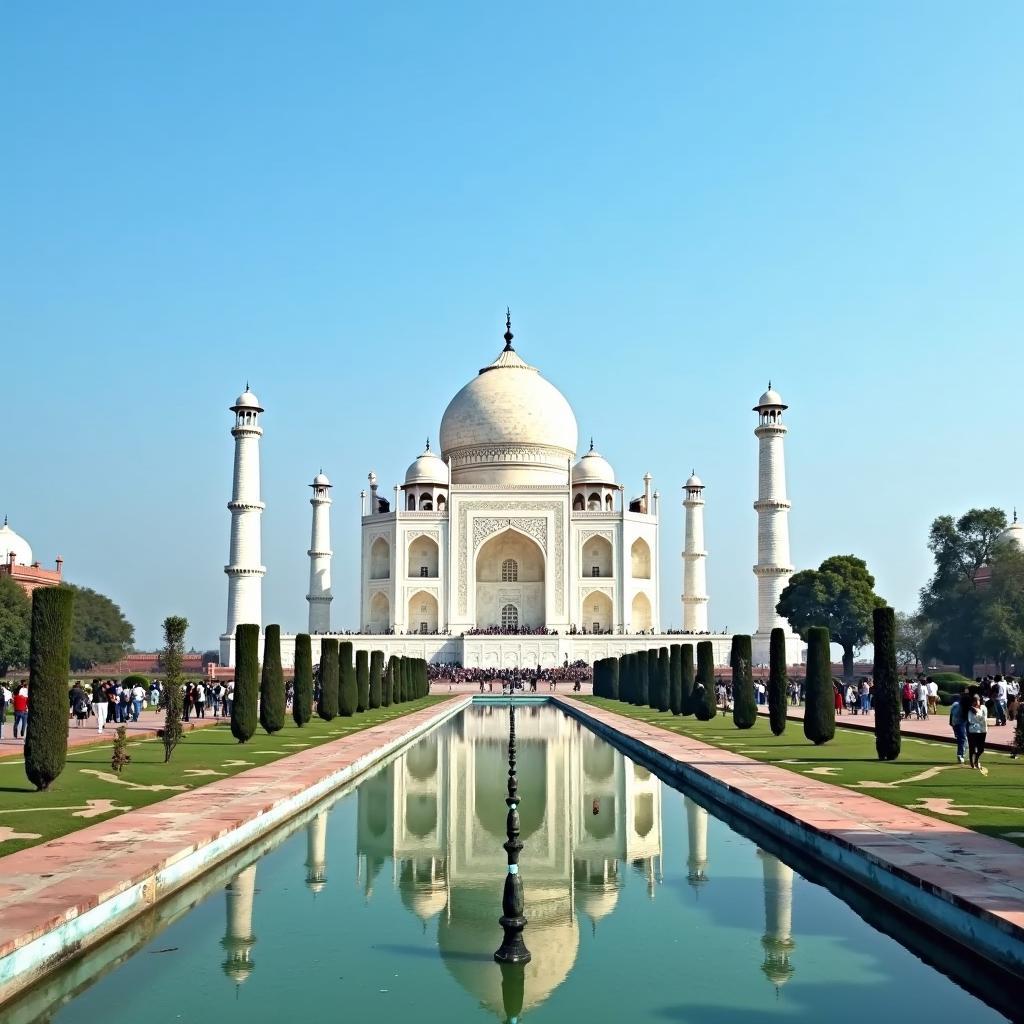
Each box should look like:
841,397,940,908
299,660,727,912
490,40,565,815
966,694,989,775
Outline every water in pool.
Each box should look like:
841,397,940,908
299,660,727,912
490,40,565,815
14,703,1006,1023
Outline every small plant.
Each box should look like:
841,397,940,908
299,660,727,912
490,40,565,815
111,725,131,773
161,615,188,762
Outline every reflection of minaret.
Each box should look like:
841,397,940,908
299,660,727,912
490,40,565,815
221,864,257,987
305,812,328,895
758,849,795,989
684,797,709,888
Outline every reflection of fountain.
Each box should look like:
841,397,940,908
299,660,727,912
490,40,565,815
758,849,795,989
495,703,531,964
685,797,709,888
221,864,257,988
305,813,327,895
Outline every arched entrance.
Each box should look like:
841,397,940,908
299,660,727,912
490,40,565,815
408,591,438,633
475,528,545,629
582,591,612,633
631,592,652,632
369,592,390,633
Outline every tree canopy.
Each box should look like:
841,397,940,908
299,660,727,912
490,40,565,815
63,583,134,669
0,577,31,675
894,610,930,672
777,554,884,680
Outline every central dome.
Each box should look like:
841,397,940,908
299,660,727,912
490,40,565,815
439,317,578,484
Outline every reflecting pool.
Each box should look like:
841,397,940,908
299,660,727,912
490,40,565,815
13,703,1008,1022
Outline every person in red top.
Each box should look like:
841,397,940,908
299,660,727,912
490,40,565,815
12,685,29,739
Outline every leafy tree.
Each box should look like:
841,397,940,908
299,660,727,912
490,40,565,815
356,650,370,712
63,583,134,670
894,610,930,673
980,545,1024,672
0,577,30,675
339,641,357,716
803,626,835,745
161,615,187,761
767,628,788,736
873,607,901,761
369,651,384,709
24,587,74,791
730,635,757,729
694,641,717,720
920,507,1007,675
318,639,339,720
669,645,682,714
680,644,695,715
231,624,259,742
259,624,286,734
111,725,131,773
293,633,313,726
777,555,885,681
655,647,671,712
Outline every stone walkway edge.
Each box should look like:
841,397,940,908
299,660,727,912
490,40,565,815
0,696,471,1006
556,697,1024,976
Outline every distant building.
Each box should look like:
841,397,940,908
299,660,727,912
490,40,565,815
0,517,62,595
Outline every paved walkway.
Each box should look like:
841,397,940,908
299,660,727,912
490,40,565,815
758,705,1015,751
0,696,465,984
560,697,1024,949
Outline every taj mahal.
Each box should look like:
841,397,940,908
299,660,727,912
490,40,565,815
218,314,801,669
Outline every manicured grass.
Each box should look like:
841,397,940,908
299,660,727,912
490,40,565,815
580,697,1024,848
0,697,446,855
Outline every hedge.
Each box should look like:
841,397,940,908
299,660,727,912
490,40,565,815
369,650,384,710
293,633,313,726
232,623,260,742
694,641,717,720
339,641,357,716
872,607,901,762
318,639,339,721
767,627,788,736
680,644,695,716
730,634,757,729
803,626,835,745
259,624,286,734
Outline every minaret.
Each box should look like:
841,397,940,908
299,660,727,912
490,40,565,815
222,387,266,667
221,864,258,987
682,472,708,632
753,384,795,661
306,472,333,633
305,812,328,895
684,796,709,888
758,849,796,989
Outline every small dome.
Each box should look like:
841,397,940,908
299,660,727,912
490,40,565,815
312,472,331,487
685,472,704,489
232,388,263,411
405,442,449,486
754,385,786,410
572,442,616,485
577,883,620,924
0,520,32,566
998,515,1024,552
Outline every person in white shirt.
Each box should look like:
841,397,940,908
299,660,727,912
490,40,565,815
0,683,12,739
926,678,939,715
992,675,1008,726
131,683,147,722
915,679,928,720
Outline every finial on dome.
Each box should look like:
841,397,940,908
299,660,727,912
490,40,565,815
1015,507,1018,524
425,438,431,452
589,437,595,452
503,308,514,350
2,515,6,527
245,380,250,392
768,379,772,390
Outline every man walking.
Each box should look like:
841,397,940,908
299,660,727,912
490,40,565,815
92,678,108,731
992,675,1008,726
12,684,28,739
949,688,969,764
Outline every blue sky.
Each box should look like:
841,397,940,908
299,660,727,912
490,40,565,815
3,2,1021,650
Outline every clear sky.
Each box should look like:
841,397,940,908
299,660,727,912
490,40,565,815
3,2,1021,651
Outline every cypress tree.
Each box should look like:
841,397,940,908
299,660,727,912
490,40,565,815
385,655,398,707
232,623,260,742
636,650,649,706
161,615,187,762
656,647,671,712
767,627,788,736
803,626,835,745
259,624,286,734
669,644,683,715
369,650,384,709
400,657,410,702
24,586,74,791
730,634,757,729
420,658,429,697
318,639,339,721
694,641,717,720
339,641,357,716
381,652,392,707
592,659,604,698
608,657,619,701
293,633,313,727
617,654,630,703
681,644,695,715
873,607,902,761
355,650,370,713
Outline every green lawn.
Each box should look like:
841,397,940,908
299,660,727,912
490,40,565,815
580,697,1024,848
0,698,446,855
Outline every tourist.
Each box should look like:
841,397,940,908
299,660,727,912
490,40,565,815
966,694,988,774
0,680,10,738
845,681,857,714
182,683,192,722
833,680,844,716
92,678,108,731
926,676,939,716
915,677,928,720
194,681,207,719
224,681,235,718
131,680,147,722
12,684,28,738
992,674,1008,726
900,678,914,719
211,681,224,718
859,677,871,714
150,679,162,708
70,681,90,728
949,688,969,764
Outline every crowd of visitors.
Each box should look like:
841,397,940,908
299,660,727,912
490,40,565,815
426,660,592,693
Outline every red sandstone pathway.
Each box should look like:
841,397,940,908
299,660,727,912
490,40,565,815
0,709,223,756
0,696,466,969
560,697,1024,939
758,704,1015,752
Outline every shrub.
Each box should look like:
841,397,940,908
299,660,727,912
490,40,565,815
767,627,788,736
231,623,260,743
162,615,187,761
259,624,286,735
669,645,682,715
730,635,757,729
318,639,339,721
680,644,695,715
400,657,409,702
418,658,429,697
872,607,901,762
929,672,972,688
24,587,74,791
121,673,149,689
608,657,619,701
111,725,131,773
656,648,671,712
369,651,383,709
339,641,357,716
355,650,370,712
694,641,717,720
380,650,391,707
385,655,398,706
592,658,605,698
618,654,632,704
803,626,835,745
293,633,313,727
636,650,650,706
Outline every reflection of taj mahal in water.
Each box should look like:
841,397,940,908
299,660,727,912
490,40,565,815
219,709,797,1011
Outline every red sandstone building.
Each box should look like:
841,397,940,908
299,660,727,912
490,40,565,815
0,518,62,595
